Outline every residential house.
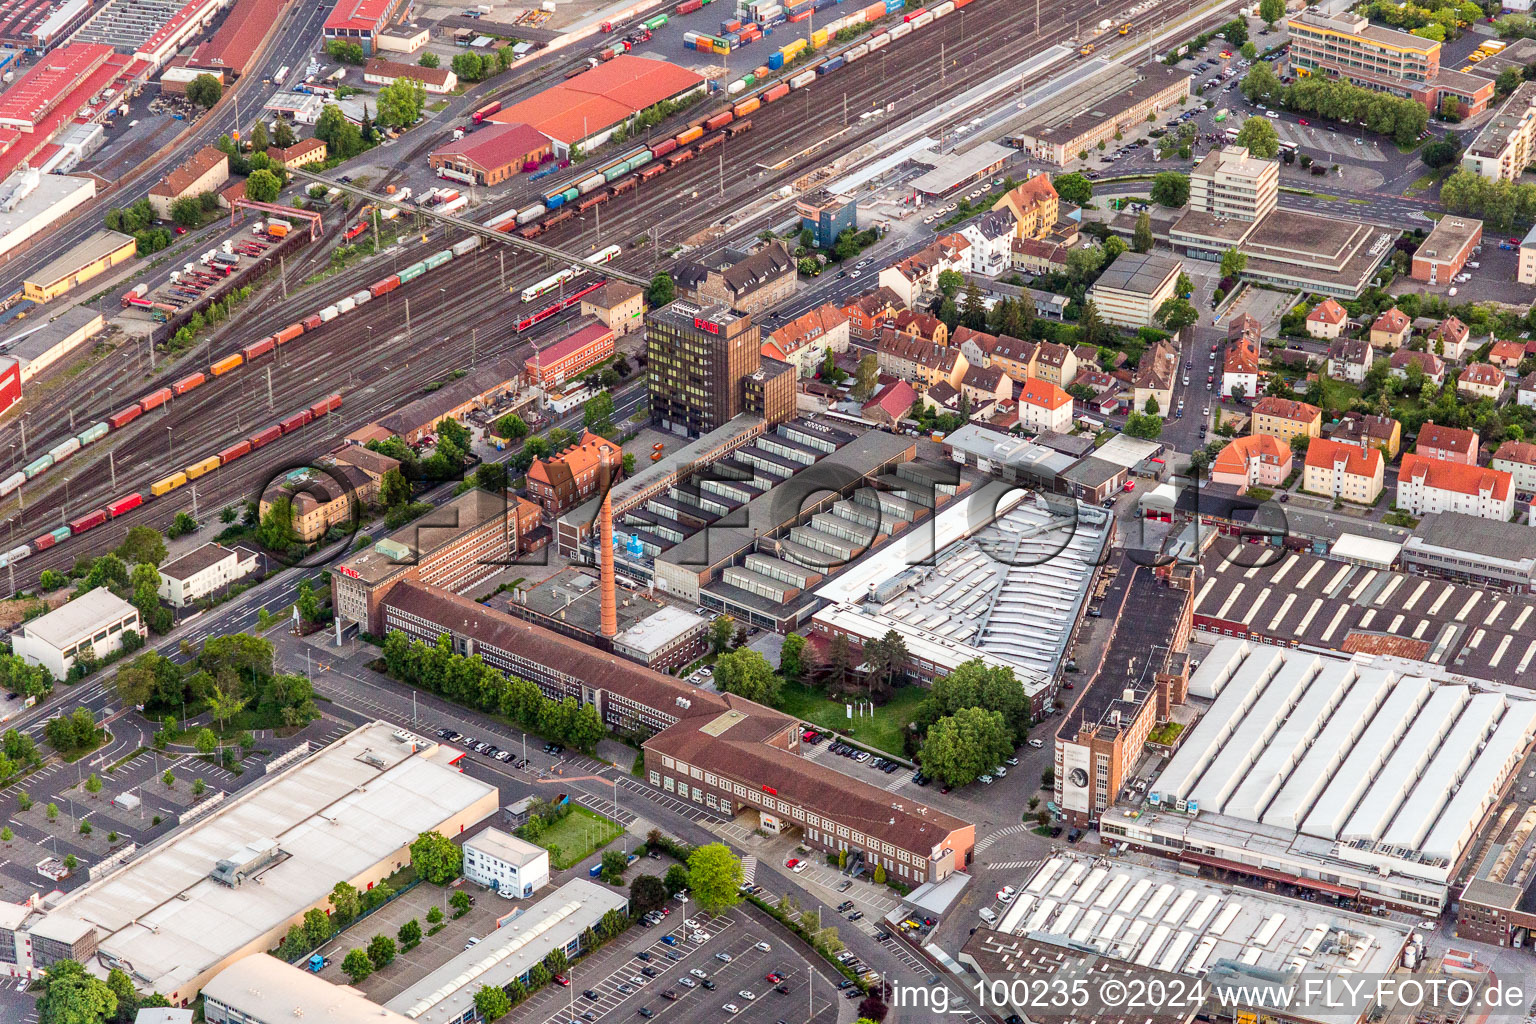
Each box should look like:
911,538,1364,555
362,57,457,93
1397,452,1514,522
920,381,963,416
1011,237,1071,275
1211,434,1293,492
1492,440,1536,494
148,145,229,219
1305,297,1349,339
1034,342,1078,387
258,461,383,544
762,304,850,377
675,242,796,315
1224,331,1261,398
876,328,967,389
1332,411,1401,459
1416,421,1480,464
1390,348,1445,387
990,173,1059,239
1132,340,1178,416
877,236,967,306
1457,362,1507,401
526,431,624,515
953,326,998,367
841,288,904,341
1304,437,1385,504
1369,307,1411,350
1428,316,1470,361
890,310,948,345
960,211,1018,276
960,364,1013,409
1519,373,1536,408
1489,339,1526,370
1325,337,1373,385
1016,377,1073,434
264,137,328,169
1251,397,1322,444
989,335,1039,384
580,281,646,336
862,380,917,428
1227,313,1262,344
157,543,259,609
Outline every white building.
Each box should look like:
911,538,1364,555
959,211,1016,276
463,826,549,898
157,543,259,608
1397,452,1514,522
204,956,411,1024
12,588,142,680
1017,377,1074,435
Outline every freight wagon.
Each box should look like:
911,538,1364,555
302,314,323,330
578,193,607,212
47,438,79,464
242,337,276,361
0,473,22,497
140,388,173,412
705,111,734,131
67,509,108,535
218,441,253,464
725,119,752,137
184,456,221,479
211,354,244,376
22,456,52,479
31,528,68,551
697,133,724,153
280,410,313,434
676,126,705,146
106,493,143,517
248,424,283,449
310,393,343,418
151,472,187,497
109,406,143,429
370,276,401,298
275,323,306,346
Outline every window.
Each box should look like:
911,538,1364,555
649,770,661,787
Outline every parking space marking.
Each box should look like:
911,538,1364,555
975,822,1032,853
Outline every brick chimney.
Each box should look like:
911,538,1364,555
599,491,617,638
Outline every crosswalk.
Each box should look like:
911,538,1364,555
987,859,1048,872
975,822,1032,854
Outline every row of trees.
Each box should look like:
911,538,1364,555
1439,169,1536,230
1240,63,1429,145
37,959,170,1024
114,634,319,730
449,48,515,82
381,631,606,750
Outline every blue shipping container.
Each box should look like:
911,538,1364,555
885,0,903,9
819,55,844,72
547,193,566,209
768,51,784,68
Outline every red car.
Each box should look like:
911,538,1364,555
555,976,571,987
1298,118,1309,125
174,226,187,234
785,858,800,869
766,973,783,983
1511,237,1522,246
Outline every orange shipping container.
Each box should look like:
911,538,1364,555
211,354,244,376
734,97,761,116
274,323,305,345
755,64,770,78
762,83,790,102
676,125,705,145
268,222,289,238
863,2,885,20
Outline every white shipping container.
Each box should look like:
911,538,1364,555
350,290,372,305
438,195,468,215
319,305,340,322
336,296,357,314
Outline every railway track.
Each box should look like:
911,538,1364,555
0,0,1222,590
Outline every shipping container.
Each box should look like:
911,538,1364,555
280,410,313,434
47,438,80,464
336,296,357,315
424,250,453,270
932,0,954,15
22,455,52,479
678,0,703,12
398,262,427,283
728,78,746,95
0,472,22,497
911,10,932,26
643,13,668,27
302,314,323,330
676,125,705,145
705,111,735,130
768,50,784,69
276,323,305,344
68,509,108,534
150,472,187,497
889,20,911,37
268,221,290,238
107,493,144,517
734,96,761,115
211,354,244,376
249,424,283,449
218,440,253,464
140,387,173,411
862,0,884,19
603,164,629,181
77,422,109,447
811,26,828,46
789,67,817,87
515,204,547,225
762,82,791,102
578,174,607,194
318,305,340,322
652,138,679,159
310,393,343,417
31,529,62,551
184,456,221,479
108,406,143,429
902,5,924,18
844,42,869,61
546,192,566,210
817,56,843,73
451,236,481,257
242,337,276,361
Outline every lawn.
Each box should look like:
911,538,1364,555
520,805,623,870
775,681,928,757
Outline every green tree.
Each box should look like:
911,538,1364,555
379,467,411,509
686,842,744,913
398,918,422,948
63,854,77,873
1240,40,1258,59
419,51,441,68
304,907,332,946
779,632,807,684
647,271,675,307
330,880,362,923
1259,0,1284,26
918,707,1013,787
83,773,102,798
936,269,965,297
712,648,780,704
410,830,463,884
256,496,298,551
1150,171,1190,207
1234,116,1279,158
375,78,426,128
475,985,512,1022
709,615,735,653
850,353,880,400
1220,247,1248,279
38,960,117,1024
1156,297,1200,332
1422,138,1460,168
1132,211,1153,253
1052,172,1093,205
114,526,166,567
186,73,222,109
245,168,282,203
273,118,297,148
583,391,616,435
367,934,396,969
194,728,218,755
1124,411,1164,440
426,905,444,925
169,195,204,228
629,873,668,915
450,890,472,916
664,863,691,895
1222,16,1248,45
341,948,373,984
451,51,486,82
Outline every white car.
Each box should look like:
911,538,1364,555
716,952,733,963
791,861,807,873
979,774,994,785
692,932,710,943
675,892,690,904
679,977,698,988
724,1004,741,1015
691,969,708,979
755,942,771,952
1028,738,1044,748
739,990,757,1001
998,885,1018,900
685,918,702,930
1203,407,1210,416
994,765,1008,777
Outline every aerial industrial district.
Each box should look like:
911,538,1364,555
6,0,1536,1018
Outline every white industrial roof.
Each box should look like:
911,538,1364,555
465,826,547,868
20,587,136,649
201,955,411,1024
1157,639,1536,864
1001,853,1410,1024
385,878,626,1022
35,722,495,998
1092,434,1163,470
614,604,706,656
1330,533,1402,568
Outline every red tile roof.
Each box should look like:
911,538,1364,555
365,57,453,88
1488,339,1525,365
1416,421,1478,457
1372,307,1409,335
189,0,287,72
1253,396,1321,424
1400,452,1510,501
326,0,398,34
763,304,847,361
533,319,613,370
1018,377,1070,411
490,56,704,145
430,121,550,172
1307,297,1347,325
863,380,916,421
1493,440,1536,467
1459,362,1505,388
1213,434,1290,476
149,145,228,198
1305,437,1381,478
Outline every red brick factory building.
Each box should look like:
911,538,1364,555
429,122,553,186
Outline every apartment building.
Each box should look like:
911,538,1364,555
1458,362,1507,402
1416,421,1480,464
1303,437,1384,504
762,304,850,377
1411,215,1482,284
157,543,259,609
1492,440,1536,494
1287,10,1492,115
1251,397,1322,444
1397,452,1514,521
1305,297,1349,339
1391,349,1446,387
1188,145,1278,222
960,211,1018,275
1462,82,1536,180
1223,329,1261,398
526,320,615,387
1211,434,1292,492
1332,411,1401,459
1133,340,1179,416
1017,377,1073,434
526,431,624,516
1325,337,1372,385
1085,252,1180,329
1522,224,1536,285
675,243,796,315
990,172,1059,239
1369,307,1411,350
1428,315,1472,361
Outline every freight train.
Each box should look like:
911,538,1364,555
0,394,343,571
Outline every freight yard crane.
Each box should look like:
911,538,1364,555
286,168,650,287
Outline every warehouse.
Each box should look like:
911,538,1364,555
1399,512,1536,592
1191,543,1536,685
204,956,413,1024
1012,63,1190,166
429,121,551,185
1103,637,1536,912
489,55,706,157
22,229,136,303
811,480,1111,698
21,721,497,1001
0,306,106,382
965,853,1411,1024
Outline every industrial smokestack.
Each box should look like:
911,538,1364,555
599,487,617,639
